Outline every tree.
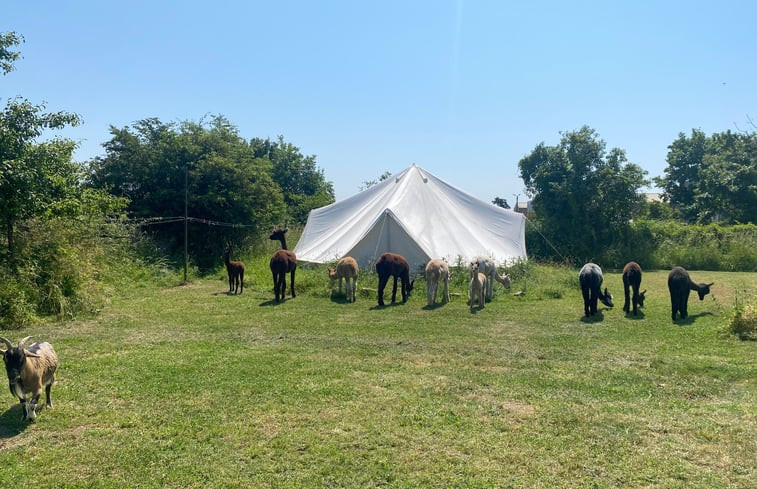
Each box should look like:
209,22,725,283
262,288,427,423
655,129,757,224
695,131,757,224
88,116,287,269
0,31,23,75
250,136,335,224
360,171,392,191
653,129,707,222
492,197,510,209
518,126,648,263
0,98,83,261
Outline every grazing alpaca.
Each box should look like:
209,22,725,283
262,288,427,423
223,245,245,295
328,256,359,303
375,252,414,306
578,262,614,317
468,261,487,310
269,228,297,302
667,266,713,321
424,258,450,306
622,261,646,315
472,256,511,301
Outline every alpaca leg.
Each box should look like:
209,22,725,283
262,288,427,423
391,276,399,303
338,277,343,295
581,288,591,317
352,278,357,303
631,285,639,315
443,278,449,303
344,277,351,302
289,270,296,298
272,272,280,302
377,276,388,306
623,282,631,313
486,273,493,301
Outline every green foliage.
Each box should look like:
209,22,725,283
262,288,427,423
0,97,82,260
0,31,23,75
519,126,649,264
656,129,757,224
726,301,757,341
250,135,335,224
0,274,34,329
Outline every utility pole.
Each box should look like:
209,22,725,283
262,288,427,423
183,163,188,284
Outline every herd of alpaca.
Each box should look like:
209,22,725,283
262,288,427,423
578,261,713,321
222,240,713,321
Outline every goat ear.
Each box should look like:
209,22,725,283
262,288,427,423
641,289,647,294
707,282,714,287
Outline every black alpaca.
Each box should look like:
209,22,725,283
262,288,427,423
622,261,646,316
578,262,614,317
269,228,297,302
374,252,414,306
667,266,713,321
224,245,245,295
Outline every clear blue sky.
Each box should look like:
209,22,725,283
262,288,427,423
5,1,756,203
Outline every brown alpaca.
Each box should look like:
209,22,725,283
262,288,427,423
622,261,646,315
224,245,245,294
375,252,414,306
269,228,297,302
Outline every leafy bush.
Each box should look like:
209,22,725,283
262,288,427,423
0,275,35,329
725,301,757,341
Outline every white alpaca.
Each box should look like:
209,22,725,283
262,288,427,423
328,256,359,302
424,258,450,306
468,261,487,310
472,256,511,300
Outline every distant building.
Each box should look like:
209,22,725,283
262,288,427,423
645,193,663,203
514,200,531,216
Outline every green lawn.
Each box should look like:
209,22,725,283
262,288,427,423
1,265,755,488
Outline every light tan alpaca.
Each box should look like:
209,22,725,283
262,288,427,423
328,256,359,303
424,258,450,306
472,256,511,301
468,261,487,310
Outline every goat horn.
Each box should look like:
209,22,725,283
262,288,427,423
18,336,34,349
0,337,12,349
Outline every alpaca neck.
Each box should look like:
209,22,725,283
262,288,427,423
278,238,288,250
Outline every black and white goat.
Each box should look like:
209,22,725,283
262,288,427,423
578,263,614,317
1,336,58,421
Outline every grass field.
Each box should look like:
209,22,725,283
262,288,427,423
1,263,755,488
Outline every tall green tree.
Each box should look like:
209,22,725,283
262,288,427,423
0,99,82,260
518,126,648,264
251,136,334,223
655,129,757,224
654,129,707,222
88,116,287,269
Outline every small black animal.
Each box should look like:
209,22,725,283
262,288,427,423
578,262,614,317
667,266,713,321
622,261,646,316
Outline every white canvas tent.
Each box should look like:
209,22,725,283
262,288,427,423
293,164,527,270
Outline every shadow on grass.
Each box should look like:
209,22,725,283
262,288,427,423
0,405,28,439
258,298,291,307
624,310,646,320
329,293,352,304
422,302,448,311
369,302,408,310
580,309,608,323
673,311,715,325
